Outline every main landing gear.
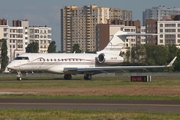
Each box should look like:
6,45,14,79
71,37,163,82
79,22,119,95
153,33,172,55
84,74,92,80
64,74,72,80
63,74,92,80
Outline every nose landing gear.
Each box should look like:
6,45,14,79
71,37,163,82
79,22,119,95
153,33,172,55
17,71,22,81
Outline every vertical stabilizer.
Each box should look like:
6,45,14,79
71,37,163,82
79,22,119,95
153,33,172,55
97,31,126,55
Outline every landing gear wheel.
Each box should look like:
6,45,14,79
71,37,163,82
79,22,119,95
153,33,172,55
64,74,72,80
17,77,22,81
17,71,22,81
84,74,92,80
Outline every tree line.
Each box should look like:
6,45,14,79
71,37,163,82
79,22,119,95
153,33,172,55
0,39,8,72
122,44,180,72
26,41,56,53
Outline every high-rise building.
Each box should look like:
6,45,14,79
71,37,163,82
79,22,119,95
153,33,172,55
61,5,132,53
29,26,52,53
0,19,52,61
0,18,7,25
145,19,157,45
157,20,180,48
143,6,180,25
143,15,180,47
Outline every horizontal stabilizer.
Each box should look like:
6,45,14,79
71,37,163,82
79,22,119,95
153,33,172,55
117,32,157,37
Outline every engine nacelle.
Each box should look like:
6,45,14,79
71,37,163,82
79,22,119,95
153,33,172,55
96,53,124,65
97,53,105,63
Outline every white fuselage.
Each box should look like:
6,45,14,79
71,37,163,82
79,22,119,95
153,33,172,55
7,53,123,74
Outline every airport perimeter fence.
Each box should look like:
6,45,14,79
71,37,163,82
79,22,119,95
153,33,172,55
0,72,180,77
96,72,180,77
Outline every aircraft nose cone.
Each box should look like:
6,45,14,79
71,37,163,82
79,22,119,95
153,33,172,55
7,63,13,69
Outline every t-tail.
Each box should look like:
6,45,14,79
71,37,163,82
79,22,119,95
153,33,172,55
97,31,126,56
95,31,127,65
97,30,157,56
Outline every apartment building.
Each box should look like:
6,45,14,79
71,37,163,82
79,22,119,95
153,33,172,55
143,6,180,25
157,21,180,48
0,19,8,39
29,26,51,53
61,5,132,53
140,26,147,44
0,19,52,61
109,8,132,21
144,15,180,47
145,19,157,45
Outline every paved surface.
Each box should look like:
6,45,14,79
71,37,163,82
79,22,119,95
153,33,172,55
0,98,180,113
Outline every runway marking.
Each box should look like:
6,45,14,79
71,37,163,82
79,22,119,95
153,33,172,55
0,92,36,95
0,103,180,107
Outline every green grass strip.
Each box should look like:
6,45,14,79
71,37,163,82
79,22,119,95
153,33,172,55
0,109,180,120
1,94,180,101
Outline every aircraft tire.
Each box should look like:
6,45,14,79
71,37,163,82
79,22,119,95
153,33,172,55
17,77,22,81
67,74,72,80
64,75,67,80
84,74,92,80
64,74,72,80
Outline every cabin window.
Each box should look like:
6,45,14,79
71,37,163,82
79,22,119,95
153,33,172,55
54,59,56,61
47,59,49,61
14,57,29,60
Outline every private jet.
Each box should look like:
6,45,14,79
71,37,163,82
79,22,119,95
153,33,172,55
6,31,177,80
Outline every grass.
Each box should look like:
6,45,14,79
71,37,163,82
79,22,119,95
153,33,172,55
1,75,180,89
1,75,180,119
0,109,180,120
1,75,180,100
1,94,180,101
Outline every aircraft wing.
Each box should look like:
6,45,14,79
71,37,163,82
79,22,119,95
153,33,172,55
64,56,177,74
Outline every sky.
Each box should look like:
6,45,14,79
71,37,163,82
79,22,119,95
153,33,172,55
0,0,179,51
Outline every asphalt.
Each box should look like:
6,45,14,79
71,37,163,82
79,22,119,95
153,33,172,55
0,98,180,113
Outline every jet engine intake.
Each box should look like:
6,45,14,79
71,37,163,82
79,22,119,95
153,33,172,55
97,53,105,63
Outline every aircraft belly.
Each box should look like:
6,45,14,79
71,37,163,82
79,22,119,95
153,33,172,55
47,66,64,73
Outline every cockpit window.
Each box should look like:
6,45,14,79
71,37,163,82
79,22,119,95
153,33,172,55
14,57,29,60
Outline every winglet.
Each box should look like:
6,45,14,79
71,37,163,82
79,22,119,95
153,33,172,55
167,56,177,67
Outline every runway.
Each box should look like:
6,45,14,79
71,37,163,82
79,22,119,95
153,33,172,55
0,98,180,113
